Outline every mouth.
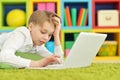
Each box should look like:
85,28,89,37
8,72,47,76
38,41,45,45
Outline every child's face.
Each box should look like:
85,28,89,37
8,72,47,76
29,21,55,46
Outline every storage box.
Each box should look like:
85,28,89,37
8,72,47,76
97,10,119,26
98,41,117,56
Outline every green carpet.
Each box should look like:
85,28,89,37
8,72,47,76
0,63,120,80
0,52,120,80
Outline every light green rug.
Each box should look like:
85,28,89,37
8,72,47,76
0,52,120,80
0,63,120,80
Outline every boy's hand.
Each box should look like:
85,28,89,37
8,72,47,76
52,16,61,37
52,16,61,46
30,55,61,67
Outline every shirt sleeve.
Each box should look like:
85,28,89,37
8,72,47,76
0,31,31,68
36,45,53,57
54,45,64,63
36,45,64,63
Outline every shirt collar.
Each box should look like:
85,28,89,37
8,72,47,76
24,30,33,48
16,27,34,48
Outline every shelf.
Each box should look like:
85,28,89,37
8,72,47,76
93,26,120,29
94,56,120,61
61,0,92,29
92,29,120,32
90,0,120,60
62,26,92,30
29,0,61,17
93,0,120,3
92,0,120,29
0,0,29,32
61,30,92,57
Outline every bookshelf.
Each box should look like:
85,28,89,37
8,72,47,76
92,0,120,29
92,0,120,61
61,0,92,57
29,0,61,18
0,0,60,32
0,0,29,32
0,0,120,61
61,0,120,61
61,0,92,30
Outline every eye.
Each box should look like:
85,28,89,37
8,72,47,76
40,31,46,34
49,34,52,37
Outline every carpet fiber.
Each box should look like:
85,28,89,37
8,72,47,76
0,63,120,80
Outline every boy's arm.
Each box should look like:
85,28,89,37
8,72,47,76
30,55,61,67
0,32,31,68
52,16,64,62
52,16,61,46
36,45,53,57
30,45,63,68
36,45,64,63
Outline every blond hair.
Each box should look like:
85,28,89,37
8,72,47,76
28,10,61,27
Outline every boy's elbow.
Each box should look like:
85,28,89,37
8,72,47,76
0,53,9,62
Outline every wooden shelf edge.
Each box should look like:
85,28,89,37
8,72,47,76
93,56,120,63
94,56,120,60
93,0,120,2
92,29,120,32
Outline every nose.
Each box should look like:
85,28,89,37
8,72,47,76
43,34,49,41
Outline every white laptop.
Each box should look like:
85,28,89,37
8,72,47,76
29,32,107,69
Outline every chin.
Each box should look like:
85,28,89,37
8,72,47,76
37,43,44,46
37,44,42,46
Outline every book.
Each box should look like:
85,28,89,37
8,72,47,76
65,49,70,56
37,3,46,10
77,8,84,26
46,2,55,12
71,8,77,26
65,6,72,26
84,9,88,26
64,9,68,26
81,9,88,26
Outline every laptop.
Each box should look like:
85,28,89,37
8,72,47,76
29,32,107,69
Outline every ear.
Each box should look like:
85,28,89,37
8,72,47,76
28,22,33,31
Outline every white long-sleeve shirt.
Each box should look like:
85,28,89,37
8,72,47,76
0,27,63,68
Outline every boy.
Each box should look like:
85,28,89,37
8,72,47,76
0,10,63,68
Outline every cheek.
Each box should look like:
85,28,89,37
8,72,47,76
32,31,40,39
48,38,51,41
